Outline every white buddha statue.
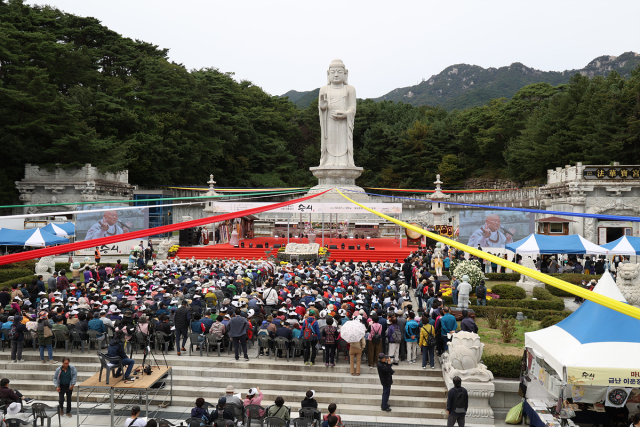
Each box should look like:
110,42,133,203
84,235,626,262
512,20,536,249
318,59,356,167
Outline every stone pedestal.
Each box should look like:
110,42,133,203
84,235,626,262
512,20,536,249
308,233,316,244
308,166,370,203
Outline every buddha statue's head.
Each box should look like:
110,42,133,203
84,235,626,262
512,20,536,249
327,59,348,85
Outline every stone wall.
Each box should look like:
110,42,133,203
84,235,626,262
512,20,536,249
462,178,519,189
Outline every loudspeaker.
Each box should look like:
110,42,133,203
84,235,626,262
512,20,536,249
234,245,239,248
240,242,245,248
273,244,281,249
329,245,338,250
249,243,253,248
357,245,360,250
256,244,263,248
369,247,375,250
264,242,269,248
348,246,355,250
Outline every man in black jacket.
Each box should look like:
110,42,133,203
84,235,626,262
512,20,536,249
174,300,191,356
376,353,394,412
107,332,135,381
446,376,468,427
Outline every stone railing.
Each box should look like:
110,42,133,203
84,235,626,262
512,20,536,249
23,163,129,183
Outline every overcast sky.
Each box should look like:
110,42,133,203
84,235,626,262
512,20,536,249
28,0,640,99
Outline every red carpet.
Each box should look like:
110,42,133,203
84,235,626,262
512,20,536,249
175,237,416,262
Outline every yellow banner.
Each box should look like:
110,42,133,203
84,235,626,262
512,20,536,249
336,189,640,321
568,367,640,387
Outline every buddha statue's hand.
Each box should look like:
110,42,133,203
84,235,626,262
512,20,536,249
319,94,328,110
331,110,347,120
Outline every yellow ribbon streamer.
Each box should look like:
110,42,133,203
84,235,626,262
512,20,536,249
336,189,640,321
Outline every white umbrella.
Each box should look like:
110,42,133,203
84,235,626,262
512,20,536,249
340,319,366,343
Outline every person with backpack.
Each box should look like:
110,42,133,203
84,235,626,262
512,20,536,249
419,314,436,369
322,317,338,367
475,281,487,307
447,376,468,427
9,314,27,363
367,314,384,368
386,316,401,365
302,311,320,366
404,311,420,364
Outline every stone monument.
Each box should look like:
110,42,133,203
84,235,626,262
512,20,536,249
517,256,545,296
34,256,56,279
442,331,495,424
457,274,472,309
430,174,450,226
307,59,368,202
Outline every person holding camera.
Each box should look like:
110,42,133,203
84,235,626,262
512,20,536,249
376,353,394,412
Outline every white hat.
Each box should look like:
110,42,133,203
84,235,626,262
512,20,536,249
7,402,21,416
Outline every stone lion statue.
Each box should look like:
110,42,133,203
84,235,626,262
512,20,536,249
35,256,56,275
616,263,640,307
442,331,494,382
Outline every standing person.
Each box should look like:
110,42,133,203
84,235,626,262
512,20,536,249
460,310,478,334
348,334,366,376
53,357,77,418
37,312,58,364
450,275,459,307
302,311,320,366
10,314,27,363
376,353,394,412
322,317,338,367
48,271,58,292
419,315,436,370
404,312,419,364
94,247,101,265
475,281,487,307
386,317,400,365
447,376,468,427
228,309,250,361
440,307,458,351
174,300,191,356
367,314,383,368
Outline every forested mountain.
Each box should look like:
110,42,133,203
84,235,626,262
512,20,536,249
1,0,639,205
283,52,640,110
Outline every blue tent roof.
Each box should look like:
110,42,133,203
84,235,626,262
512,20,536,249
0,228,69,247
600,236,640,255
555,300,640,344
505,233,608,254
41,222,75,237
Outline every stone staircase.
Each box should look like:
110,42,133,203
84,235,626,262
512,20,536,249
0,348,451,425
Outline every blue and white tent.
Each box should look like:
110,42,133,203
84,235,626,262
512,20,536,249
0,228,69,247
600,235,640,255
41,222,75,237
505,234,608,254
525,273,640,387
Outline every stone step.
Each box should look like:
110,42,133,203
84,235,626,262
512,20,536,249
18,390,448,420
10,379,447,410
0,362,444,389
0,353,443,378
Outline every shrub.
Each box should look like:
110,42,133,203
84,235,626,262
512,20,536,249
482,354,521,378
485,273,521,281
499,317,517,342
0,269,34,283
0,260,36,271
473,306,570,320
451,258,482,277
491,284,526,300
532,287,558,301
485,306,501,329
441,296,564,311
540,314,571,328
0,275,36,289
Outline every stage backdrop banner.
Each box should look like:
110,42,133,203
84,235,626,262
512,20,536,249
211,202,402,214
459,210,535,249
76,206,149,256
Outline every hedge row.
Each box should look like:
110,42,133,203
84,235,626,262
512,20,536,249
472,306,570,320
442,296,564,311
482,354,521,378
0,275,37,289
0,268,34,283
490,284,526,299
0,260,36,270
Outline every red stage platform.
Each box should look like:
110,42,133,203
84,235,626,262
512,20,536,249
175,237,416,263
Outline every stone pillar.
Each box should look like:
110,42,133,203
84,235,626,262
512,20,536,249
430,174,450,226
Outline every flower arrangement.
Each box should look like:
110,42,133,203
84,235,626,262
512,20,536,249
318,247,328,256
168,245,180,257
452,260,485,292
450,258,482,276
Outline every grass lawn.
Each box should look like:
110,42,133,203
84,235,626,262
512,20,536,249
474,318,541,357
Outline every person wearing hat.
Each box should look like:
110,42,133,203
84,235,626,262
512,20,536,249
243,387,264,417
377,353,394,412
210,397,234,422
124,405,146,427
5,401,33,423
